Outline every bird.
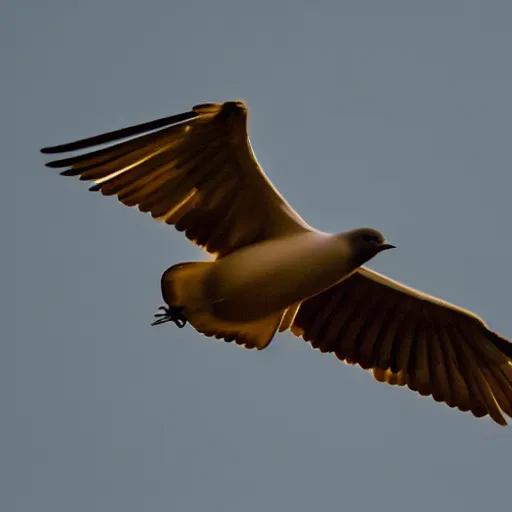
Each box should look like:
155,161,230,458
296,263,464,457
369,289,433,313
41,99,512,426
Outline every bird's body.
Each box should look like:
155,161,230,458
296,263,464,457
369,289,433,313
206,231,358,322
157,230,374,350
42,100,512,426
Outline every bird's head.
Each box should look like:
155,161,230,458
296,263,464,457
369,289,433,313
345,227,395,266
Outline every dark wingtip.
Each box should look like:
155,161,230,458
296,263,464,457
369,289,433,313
40,110,199,155
45,159,72,169
488,329,512,360
59,168,82,177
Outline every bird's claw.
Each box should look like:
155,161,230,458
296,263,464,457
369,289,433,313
151,305,187,328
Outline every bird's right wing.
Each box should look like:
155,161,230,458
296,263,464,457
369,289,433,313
41,101,311,258
291,266,512,425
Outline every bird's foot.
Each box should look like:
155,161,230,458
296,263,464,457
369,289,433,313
151,305,187,328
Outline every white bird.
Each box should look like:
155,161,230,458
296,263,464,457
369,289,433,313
41,100,512,426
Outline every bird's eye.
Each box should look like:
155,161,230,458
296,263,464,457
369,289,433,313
362,234,379,244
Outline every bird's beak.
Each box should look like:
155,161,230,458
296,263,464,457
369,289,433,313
377,242,396,252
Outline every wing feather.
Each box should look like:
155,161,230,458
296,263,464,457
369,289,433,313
291,267,512,425
42,101,310,257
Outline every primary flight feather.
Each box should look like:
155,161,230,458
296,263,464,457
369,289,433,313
41,100,512,426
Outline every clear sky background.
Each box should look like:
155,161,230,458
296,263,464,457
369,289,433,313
5,1,512,511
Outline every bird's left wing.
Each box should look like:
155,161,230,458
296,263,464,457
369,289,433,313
291,267,512,425
41,101,311,257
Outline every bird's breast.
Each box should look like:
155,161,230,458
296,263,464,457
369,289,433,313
206,231,356,322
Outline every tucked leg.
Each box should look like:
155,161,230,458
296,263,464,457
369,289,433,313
151,305,187,328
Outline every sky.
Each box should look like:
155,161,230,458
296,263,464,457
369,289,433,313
5,1,512,511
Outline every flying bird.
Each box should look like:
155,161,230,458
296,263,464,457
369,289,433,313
41,100,512,425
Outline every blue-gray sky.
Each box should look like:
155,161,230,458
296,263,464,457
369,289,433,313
6,1,512,511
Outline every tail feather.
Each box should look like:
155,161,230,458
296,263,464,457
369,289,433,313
160,262,286,350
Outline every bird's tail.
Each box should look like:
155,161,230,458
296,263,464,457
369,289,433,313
158,261,285,350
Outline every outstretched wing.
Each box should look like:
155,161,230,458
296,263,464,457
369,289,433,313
291,267,512,426
42,101,311,257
